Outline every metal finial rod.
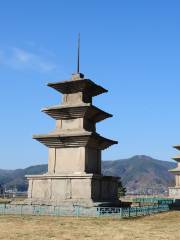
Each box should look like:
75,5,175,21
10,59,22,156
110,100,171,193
77,33,80,73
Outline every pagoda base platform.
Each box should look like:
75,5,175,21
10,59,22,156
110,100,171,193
169,187,180,199
25,173,119,207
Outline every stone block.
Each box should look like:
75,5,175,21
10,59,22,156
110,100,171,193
26,174,119,206
55,147,85,173
169,187,180,198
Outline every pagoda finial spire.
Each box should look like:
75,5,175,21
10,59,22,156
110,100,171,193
77,33,80,73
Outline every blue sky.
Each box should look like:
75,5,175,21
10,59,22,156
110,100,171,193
0,0,180,169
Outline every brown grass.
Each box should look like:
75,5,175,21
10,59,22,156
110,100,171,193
0,198,11,204
0,197,27,205
0,211,179,240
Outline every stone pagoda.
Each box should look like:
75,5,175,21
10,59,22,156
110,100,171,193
169,145,180,198
26,71,119,206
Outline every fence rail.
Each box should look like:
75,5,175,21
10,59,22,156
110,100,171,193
97,204,170,217
0,203,171,218
132,197,174,205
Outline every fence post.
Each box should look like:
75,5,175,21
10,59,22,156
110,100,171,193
75,205,80,217
97,207,101,217
33,205,36,215
128,207,130,217
119,208,123,218
57,206,60,216
20,205,23,215
3,204,6,215
3,204,5,215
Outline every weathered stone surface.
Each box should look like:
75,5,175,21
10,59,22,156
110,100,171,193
169,145,180,198
169,187,180,198
55,147,85,173
42,103,112,123
47,78,108,98
33,131,117,149
26,73,119,206
26,174,119,205
47,147,100,174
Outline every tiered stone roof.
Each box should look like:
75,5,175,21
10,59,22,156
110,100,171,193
169,145,180,173
42,104,112,122
47,78,107,96
33,73,117,150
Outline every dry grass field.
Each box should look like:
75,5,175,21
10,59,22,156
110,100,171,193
0,211,179,240
0,197,26,203
0,198,11,204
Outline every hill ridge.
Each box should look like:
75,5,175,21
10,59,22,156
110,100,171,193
0,155,176,194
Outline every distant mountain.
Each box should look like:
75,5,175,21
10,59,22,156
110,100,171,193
0,165,47,191
0,155,176,193
102,155,176,193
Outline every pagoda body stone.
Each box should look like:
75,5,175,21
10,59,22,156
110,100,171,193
169,145,180,198
26,73,119,206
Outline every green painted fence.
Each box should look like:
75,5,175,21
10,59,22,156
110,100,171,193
132,197,174,205
97,204,170,217
0,203,171,218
